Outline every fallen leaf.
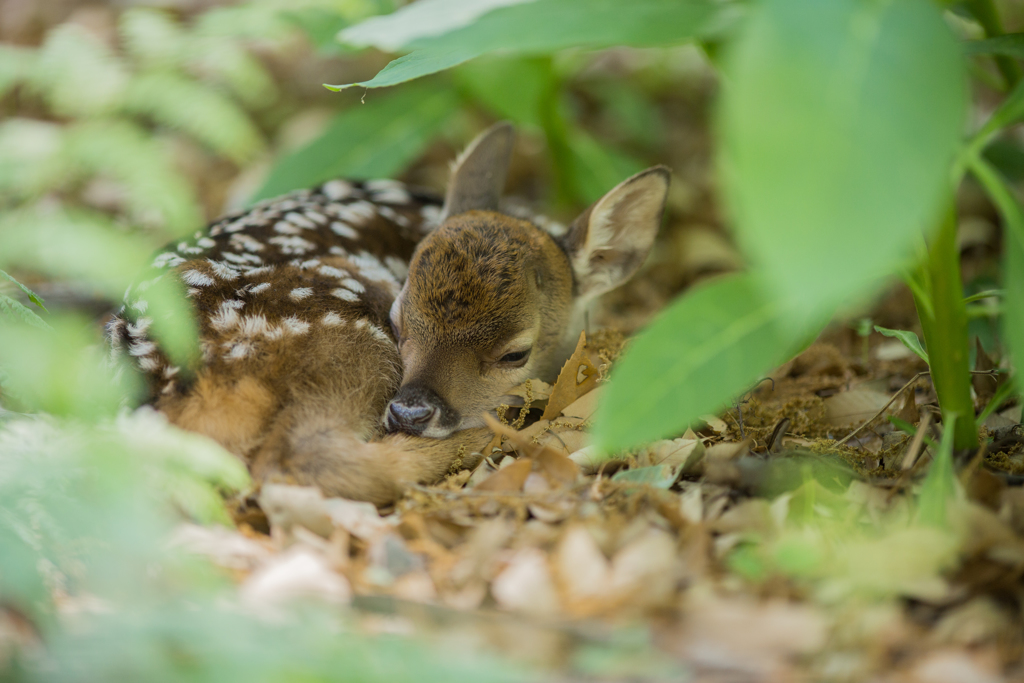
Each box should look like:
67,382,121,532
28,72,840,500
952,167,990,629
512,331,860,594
491,548,560,616
259,484,333,538
474,457,532,492
542,331,599,420
240,547,351,607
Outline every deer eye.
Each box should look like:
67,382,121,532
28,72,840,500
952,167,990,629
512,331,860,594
499,349,531,365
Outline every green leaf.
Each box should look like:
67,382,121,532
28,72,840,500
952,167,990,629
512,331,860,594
329,0,738,90
565,128,648,204
611,464,681,489
455,56,554,129
719,0,967,321
254,81,459,201
966,76,1024,155
917,413,957,528
964,33,1024,59
0,269,47,312
593,273,819,454
0,315,143,419
965,156,1024,420
874,326,929,364
0,294,49,330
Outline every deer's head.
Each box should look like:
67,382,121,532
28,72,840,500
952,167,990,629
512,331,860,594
386,123,669,437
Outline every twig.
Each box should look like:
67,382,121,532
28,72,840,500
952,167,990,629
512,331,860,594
901,413,932,471
836,370,1001,447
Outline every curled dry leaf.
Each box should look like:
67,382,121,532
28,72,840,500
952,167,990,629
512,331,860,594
824,389,893,427
542,331,600,420
259,484,334,538
474,457,533,492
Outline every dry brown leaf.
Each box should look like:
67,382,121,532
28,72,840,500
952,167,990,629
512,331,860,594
560,387,601,421
824,389,892,426
259,484,334,538
491,548,560,616
896,389,920,425
240,547,351,607
168,523,271,571
474,457,532,492
542,331,599,420
555,525,611,608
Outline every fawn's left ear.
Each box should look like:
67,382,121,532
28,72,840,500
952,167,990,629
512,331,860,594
562,166,670,299
441,121,516,221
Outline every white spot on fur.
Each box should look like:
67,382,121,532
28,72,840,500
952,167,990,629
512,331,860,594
367,323,390,343
331,288,359,302
340,278,365,294
269,235,314,255
225,218,251,233
245,265,275,278
322,179,353,200
153,252,185,268
127,317,152,337
197,237,216,249
223,252,261,266
349,251,399,289
299,259,320,270
221,299,245,310
329,246,348,256
330,221,358,239
378,205,410,227
129,341,156,357
207,259,240,280
138,356,159,371
225,342,252,360
162,365,179,379
250,282,271,295
333,201,377,225
384,256,408,280
274,220,302,235
238,314,271,337
285,212,317,229
211,303,241,330
420,204,442,230
290,287,313,301
187,288,201,298
181,269,214,287
321,311,343,326
304,210,328,225
131,299,149,314
230,233,265,252
281,316,309,335
318,265,349,279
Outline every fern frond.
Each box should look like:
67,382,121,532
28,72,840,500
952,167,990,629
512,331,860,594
188,39,278,109
119,8,187,69
0,118,69,201
31,24,129,117
0,270,48,312
0,294,50,330
121,71,264,164
0,44,35,99
63,120,203,236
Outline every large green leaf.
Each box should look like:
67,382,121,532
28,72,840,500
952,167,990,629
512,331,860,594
593,273,817,454
329,0,738,90
253,81,459,201
964,34,1024,59
719,0,967,321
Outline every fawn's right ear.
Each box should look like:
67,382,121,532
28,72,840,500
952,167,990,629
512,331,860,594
562,166,670,300
441,122,515,221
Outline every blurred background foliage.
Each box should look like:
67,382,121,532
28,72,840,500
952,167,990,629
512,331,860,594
1,0,1024,679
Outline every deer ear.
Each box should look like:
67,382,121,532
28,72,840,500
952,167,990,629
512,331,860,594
441,121,515,220
562,166,670,299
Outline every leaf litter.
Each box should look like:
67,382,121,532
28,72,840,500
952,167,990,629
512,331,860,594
146,323,1024,680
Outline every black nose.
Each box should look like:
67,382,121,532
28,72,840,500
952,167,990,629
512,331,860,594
386,400,436,433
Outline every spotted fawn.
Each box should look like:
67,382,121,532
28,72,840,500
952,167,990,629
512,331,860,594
109,123,670,505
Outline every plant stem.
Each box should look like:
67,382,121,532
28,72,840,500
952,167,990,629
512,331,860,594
966,0,1022,89
913,207,978,450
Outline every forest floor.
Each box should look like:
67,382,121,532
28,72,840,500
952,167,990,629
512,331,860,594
170,267,1024,683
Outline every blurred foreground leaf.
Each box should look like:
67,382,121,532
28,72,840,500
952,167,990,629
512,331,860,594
254,81,459,201
0,316,142,419
719,0,967,321
331,0,738,89
593,273,820,454
917,414,958,528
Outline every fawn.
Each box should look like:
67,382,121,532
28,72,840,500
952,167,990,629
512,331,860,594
109,123,669,505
